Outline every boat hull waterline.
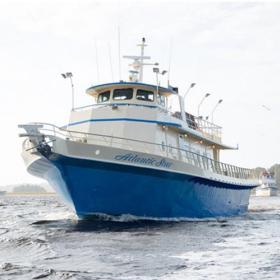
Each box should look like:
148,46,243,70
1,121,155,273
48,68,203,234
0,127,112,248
28,152,254,219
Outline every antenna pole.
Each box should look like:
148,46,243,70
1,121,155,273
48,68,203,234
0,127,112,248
211,99,223,123
167,39,173,86
139,38,146,82
118,26,122,81
197,93,211,117
156,72,159,95
123,38,156,82
61,72,74,111
70,75,74,111
95,41,100,83
108,42,114,81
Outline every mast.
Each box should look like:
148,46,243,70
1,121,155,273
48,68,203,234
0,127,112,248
123,38,156,82
138,37,147,82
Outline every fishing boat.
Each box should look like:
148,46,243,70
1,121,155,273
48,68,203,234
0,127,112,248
19,38,258,219
256,172,278,197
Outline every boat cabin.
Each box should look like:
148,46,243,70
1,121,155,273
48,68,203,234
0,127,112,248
64,39,235,164
66,81,232,164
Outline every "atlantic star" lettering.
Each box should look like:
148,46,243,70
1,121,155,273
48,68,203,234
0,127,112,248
114,153,172,168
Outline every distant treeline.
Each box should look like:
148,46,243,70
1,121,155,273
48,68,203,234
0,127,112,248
12,184,47,193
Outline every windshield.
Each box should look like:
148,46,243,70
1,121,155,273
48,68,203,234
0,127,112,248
136,89,154,102
113,88,133,100
97,91,110,103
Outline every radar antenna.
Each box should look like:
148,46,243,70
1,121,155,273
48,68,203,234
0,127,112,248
123,38,158,82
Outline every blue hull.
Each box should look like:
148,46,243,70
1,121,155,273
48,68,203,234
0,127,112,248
48,154,254,219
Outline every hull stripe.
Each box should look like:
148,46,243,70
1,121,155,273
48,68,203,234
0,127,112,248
67,118,182,128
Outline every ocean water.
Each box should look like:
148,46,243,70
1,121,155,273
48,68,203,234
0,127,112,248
0,194,279,280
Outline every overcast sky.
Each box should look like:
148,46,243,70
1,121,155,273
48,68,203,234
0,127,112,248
0,0,279,187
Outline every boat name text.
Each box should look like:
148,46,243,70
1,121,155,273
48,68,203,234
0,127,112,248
114,153,172,168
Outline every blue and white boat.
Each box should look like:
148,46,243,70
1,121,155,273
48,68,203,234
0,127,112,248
19,39,258,219
256,172,278,197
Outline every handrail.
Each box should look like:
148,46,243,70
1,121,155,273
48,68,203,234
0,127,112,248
20,122,257,181
194,117,222,129
193,116,222,140
171,112,222,142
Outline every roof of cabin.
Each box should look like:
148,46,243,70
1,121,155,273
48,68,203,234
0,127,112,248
86,82,178,96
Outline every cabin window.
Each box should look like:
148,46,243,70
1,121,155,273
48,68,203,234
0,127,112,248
136,89,154,102
157,94,166,107
97,91,110,103
113,88,133,100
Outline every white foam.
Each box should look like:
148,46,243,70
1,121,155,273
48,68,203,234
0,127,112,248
41,211,76,221
83,212,218,223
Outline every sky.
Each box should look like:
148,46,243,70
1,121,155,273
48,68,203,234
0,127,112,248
0,0,280,188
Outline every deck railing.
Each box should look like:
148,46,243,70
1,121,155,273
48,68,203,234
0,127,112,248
171,112,222,143
20,122,256,181
194,117,222,140
184,113,222,142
